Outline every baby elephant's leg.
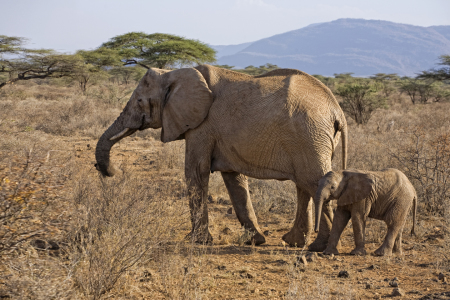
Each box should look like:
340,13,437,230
393,222,406,254
375,222,401,256
350,203,367,255
324,207,350,255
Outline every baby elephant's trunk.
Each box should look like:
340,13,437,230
314,197,324,232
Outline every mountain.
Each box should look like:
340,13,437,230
212,42,253,59
212,19,450,77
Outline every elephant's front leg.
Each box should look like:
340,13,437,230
324,207,350,255
350,204,367,256
185,157,213,244
221,172,265,245
282,187,313,247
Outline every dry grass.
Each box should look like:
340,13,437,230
0,79,449,299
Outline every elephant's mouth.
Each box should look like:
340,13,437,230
138,114,146,130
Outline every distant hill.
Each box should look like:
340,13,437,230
212,19,450,77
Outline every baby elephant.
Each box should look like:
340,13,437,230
314,168,417,256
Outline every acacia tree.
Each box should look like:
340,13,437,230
417,55,450,81
101,32,216,69
236,63,279,75
0,35,80,89
336,79,386,125
370,73,399,97
72,48,122,93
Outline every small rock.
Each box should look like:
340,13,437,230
384,278,390,282
263,230,271,236
222,227,232,234
274,259,288,266
240,272,254,279
393,277,399,281
217,265,226,271
48,240,60,250
367,264,379,270
30,239,47,250
338,270,349,278
227,207,233,214
306,252,319,262
438,273,446,281
389,281,399,287
218,198,231,205
251,288,259,294
30,239,59,251
365,283,373,289
391,288,405,297
295,255,308,267
208,195,215,203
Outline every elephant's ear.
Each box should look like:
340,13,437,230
338,171,374,206
161,68,213,143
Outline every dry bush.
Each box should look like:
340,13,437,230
0,147,70,254
88,82,134,105
2,250,74,299
0,141,73,298
0,82,122,139
390,128,450,215
69,167,189,299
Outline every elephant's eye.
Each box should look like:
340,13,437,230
138,99,142,102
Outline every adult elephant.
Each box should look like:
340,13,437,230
95,65,347,251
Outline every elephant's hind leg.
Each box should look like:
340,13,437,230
393,222,406,255
374,223,401,256
282,187,312,247
221,172,265,245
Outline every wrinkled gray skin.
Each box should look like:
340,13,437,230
95,65,347,249
314,168,417,256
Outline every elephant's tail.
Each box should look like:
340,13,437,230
341,122,347,170
410,194,417,236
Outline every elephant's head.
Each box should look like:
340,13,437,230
95,67,213,177
314,170,373,232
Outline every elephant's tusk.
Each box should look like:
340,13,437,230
110,128,131,141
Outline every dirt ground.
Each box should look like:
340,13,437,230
63,136,450,300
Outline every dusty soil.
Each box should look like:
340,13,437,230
66,136,450,300
0,131,448,299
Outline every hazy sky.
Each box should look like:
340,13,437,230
2,0,449,53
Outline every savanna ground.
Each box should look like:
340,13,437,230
0,76,449,300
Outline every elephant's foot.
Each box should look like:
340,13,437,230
323,246,339,255
393,241,402,254
185,230,213,245
350,247,367,256
374,246,392,256
282,229,310,247
392,246,402,255
308,238,328,252
246,231,266,246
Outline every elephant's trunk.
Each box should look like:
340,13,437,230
95,117,136,177
314,189,325,232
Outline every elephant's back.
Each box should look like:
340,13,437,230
376,169,416,202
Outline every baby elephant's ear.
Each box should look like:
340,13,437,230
338,171,374,206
